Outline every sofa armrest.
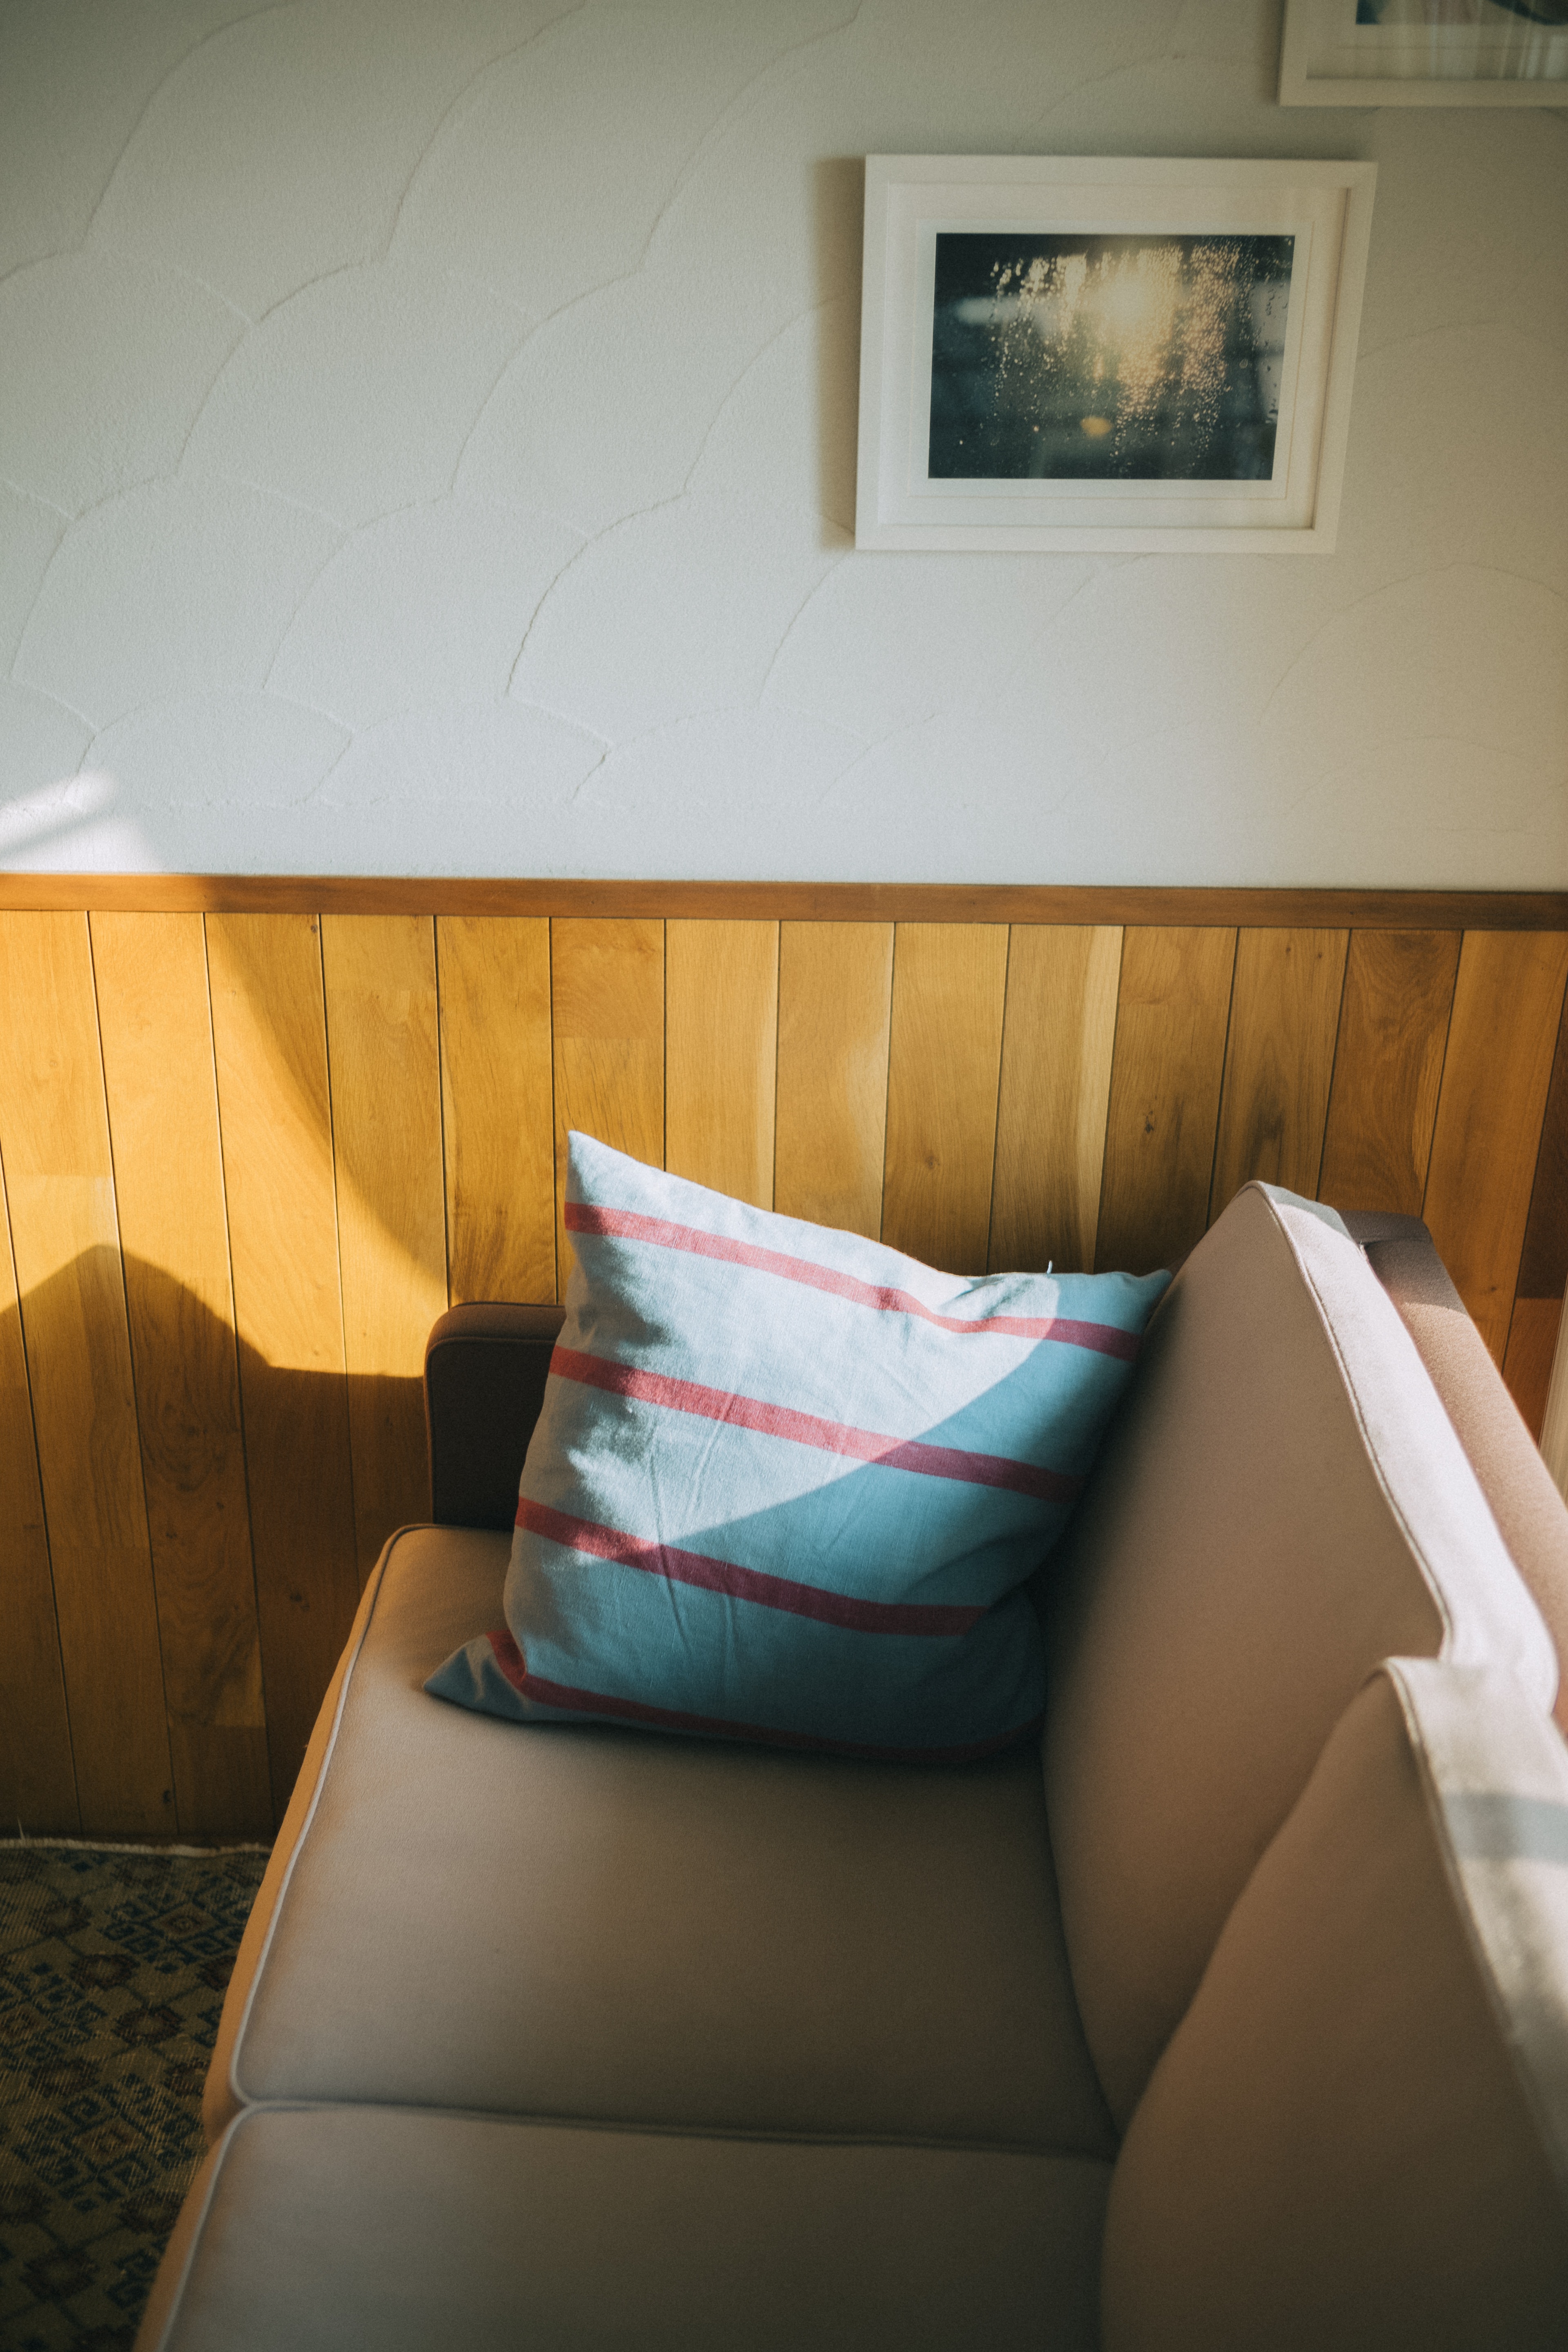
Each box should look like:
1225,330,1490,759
424,1302,566,1530
1342,1210,1568,1724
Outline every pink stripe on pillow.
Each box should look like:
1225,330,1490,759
550,1346,1081,1504
517,1498,985,1635
486,1629,1040,1763
564,1199,1139,1360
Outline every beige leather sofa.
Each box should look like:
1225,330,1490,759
136,1187,1568,2350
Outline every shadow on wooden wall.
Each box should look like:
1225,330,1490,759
3,895,1568,1840
0,1255,421,1846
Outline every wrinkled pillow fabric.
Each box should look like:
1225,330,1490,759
428,1132,1169,1759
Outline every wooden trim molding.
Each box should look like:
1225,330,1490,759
2,876,1567,926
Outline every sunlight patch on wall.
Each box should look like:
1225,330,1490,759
0,773,158,873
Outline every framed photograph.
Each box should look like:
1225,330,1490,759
1280,0,1568,105
855,156,1376,556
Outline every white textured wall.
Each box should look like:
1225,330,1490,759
0,0,1564,883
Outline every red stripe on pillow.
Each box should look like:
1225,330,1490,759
486,1629,1041,1763
564,1199,1138,1360
550,1347,1080,1504
517,1497,985,1635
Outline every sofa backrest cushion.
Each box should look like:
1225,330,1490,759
1100,1660,1568,2351
1042,1183,1555,2125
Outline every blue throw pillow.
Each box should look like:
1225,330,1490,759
428,1131,1169,1759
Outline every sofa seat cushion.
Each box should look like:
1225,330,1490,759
138,2106,1111,2352
207,1524,1114,2159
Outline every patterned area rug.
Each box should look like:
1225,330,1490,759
0,1842,269,2352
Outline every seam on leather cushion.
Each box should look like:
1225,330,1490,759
188,2094,1121,2161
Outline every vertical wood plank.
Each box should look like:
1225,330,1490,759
1208,927,1349,1224
0,1141,78,1834
1503,1298,1561,1444
1514,988,1568,1308
551,920,665,1294
322,916,449,1586
1096,927,1237,1275
438,916,555,1305
0,912,173,1835
989,926,1121,1275
666,920,778,1209
92,913,270,1840
1505,991,1568,1446
774,922,894,1240
1423,931,1568,1364
1317,931,1460,1214
880,923,1009,1274
207,913,361,1820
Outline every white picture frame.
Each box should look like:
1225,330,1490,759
854,154,1376,556
1279,0,1568,105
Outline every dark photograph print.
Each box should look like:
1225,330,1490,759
928,231,1295,483
1356,0,1568,24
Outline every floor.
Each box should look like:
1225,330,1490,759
0,1842,268,2352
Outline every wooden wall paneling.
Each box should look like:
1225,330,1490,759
0,912,174,1835
989,926,1122,1275
437,915,555,1306
1500,984,1568,1437
880,923,1010,1274
666,920,779,1209
322,915,449,1586
1423,930,1568,1365
91,913,270,1839
1316,930,1461,1215
0,1139,78,1833
207,913,361,1819
1096,927,1238,1276
773,922,894,1239
1208,927,1349,1224
1501,1300,1561,1445
1513,984,1568,1307
551,919,665,1294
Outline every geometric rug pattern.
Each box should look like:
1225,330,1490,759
0,1844,268,2352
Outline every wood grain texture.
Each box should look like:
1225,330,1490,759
0,1141,78,1834
773,922,894,1239
5,876,1568,929
989,926,1121,1275
1537,1308,1568,1499
666,921,778,1209
1097,927,1237,1275
207,913,360,1819
437,915,555,1305
880,924,1009,1274
1516,986,1568,1302
1423,931,1568,1363
322,916,448,1584
1503,1296,1561,1445
551,920,664,1294
0,912,173,1835
1209,927,1349,1223
13,885,1568,1841
91,913,270,1840
1317,930,1460,1216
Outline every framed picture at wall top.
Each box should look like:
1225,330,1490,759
1280,0,1568,105
855,156,1376,555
